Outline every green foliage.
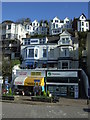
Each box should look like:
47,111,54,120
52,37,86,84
9,88,12,95
43,90,47,97
47,90,50,96
11,60,20,68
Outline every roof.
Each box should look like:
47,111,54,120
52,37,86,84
48,35,59,43
2,20,14,24
79,13,87,19
60,30,71,36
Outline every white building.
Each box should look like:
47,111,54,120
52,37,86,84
49,16,72,35
2,21,27,43
21,30,79,69
73,13,90,32
24,20,48,36
78,14,89,32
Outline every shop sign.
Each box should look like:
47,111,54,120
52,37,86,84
31,72,41,76
47,71,77,77
14,81,23,85
34,80,40,82
16,70,45,77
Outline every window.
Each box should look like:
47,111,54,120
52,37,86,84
25,40,27,45
62,38,65,43
66,38,70,43
55,20,58,23
66,21,69,23
28,39,30,44
37,23,38,26
86,23,88,27
82,16,84,19
28,26,29,29
43,49,47,57
82,22,84,26
8,25,11,29
62,62,68,69
43,38,46,44
33,27,35,30
56,24,58,28
82,28,84,31
28,49,34,57
50,48,54,58
53,24,55,28
35,49,38,57
8,34,11,39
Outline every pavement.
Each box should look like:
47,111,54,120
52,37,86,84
1,96,90,118
0,95,89,107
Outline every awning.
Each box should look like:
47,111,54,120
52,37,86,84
14,76,44,87
14,76,27,85
24,77,44,86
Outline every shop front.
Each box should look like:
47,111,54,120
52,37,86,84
46,70,79,98
14,70,45,95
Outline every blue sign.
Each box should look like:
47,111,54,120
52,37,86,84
34,80,40,82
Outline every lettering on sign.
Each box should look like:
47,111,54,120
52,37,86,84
15,82,23,85
31,72,41,76
47,71,77,77
18,72,27,75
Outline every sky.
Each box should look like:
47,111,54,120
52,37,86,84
2,2,89,22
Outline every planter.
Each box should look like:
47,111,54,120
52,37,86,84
2,95,14,100
31,96,52,103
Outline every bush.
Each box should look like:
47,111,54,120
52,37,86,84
9,88,12,95
43,90,47,97
47,90,50,96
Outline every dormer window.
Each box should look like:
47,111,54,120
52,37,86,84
62,38,65,43
33,23,35,26
66,38,69,43
55,20,58,23
82,16,84,19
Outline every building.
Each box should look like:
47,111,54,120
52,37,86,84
24,20,48,36
49,16,72,35
2,20,27,43
72,13,90,32
12,30,90,98
20,30,79,69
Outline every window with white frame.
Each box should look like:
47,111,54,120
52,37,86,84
43,49,47,57
35,49,38,57
66,38,70,43
28,39,30,44
62,38,65,43
56,24,58,28
8,25,11,30
28,49,34,57
86,23,88,27
82,22,84,26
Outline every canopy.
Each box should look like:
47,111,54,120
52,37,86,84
14,76,27,85
14,76,44,86
24,77,44,86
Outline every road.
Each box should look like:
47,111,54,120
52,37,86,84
1,102,89,118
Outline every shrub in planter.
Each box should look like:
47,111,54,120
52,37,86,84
43,90,47,97
47,90,50,96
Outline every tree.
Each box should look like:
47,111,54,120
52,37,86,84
16,18,31,24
